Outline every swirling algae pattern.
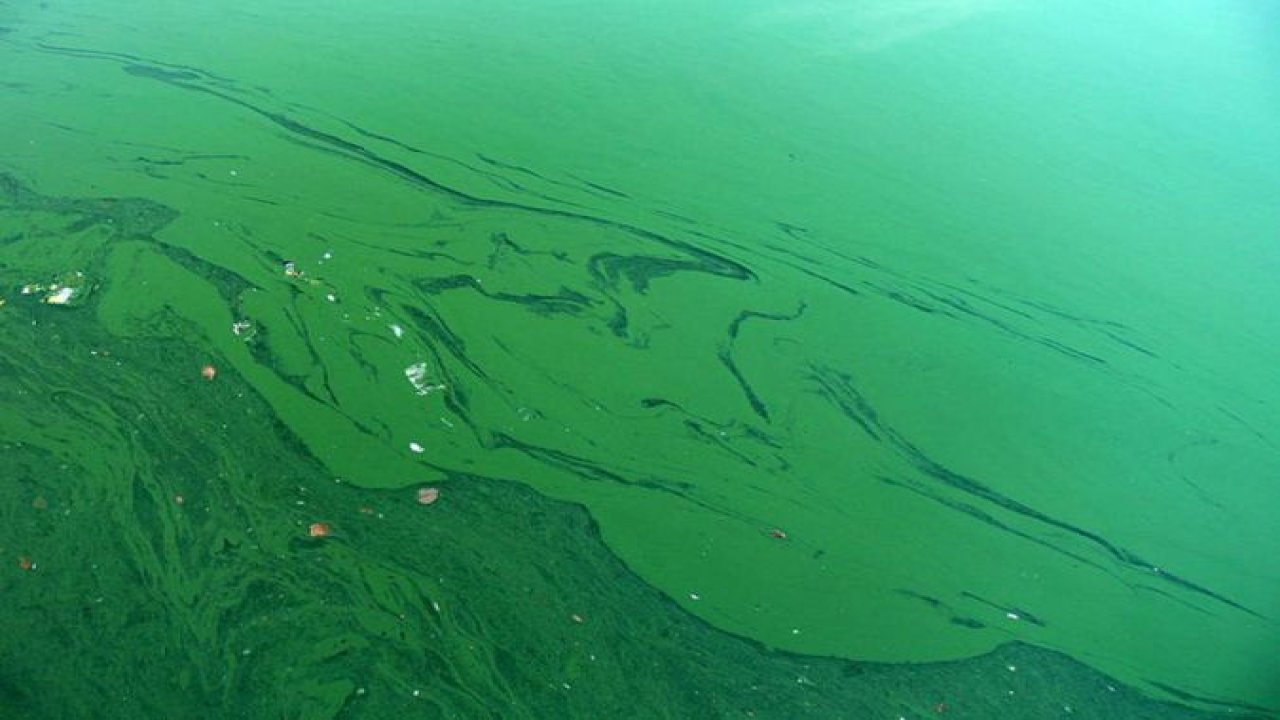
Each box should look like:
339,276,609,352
2,2,1278,717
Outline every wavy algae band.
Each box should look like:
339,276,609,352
2,0,1278,718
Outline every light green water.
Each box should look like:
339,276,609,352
1,0,1278,717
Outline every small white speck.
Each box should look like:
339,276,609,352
409,442,424,454
791,628,801,635
323,251,333,260
1005,612,1020,621
1007,665,1017,672
412,689,420,698
689,593,700,601
326,293,337,303
390,324,404,338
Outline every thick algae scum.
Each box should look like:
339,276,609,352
2,0,1279,717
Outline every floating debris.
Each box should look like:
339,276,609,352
308,522,330,538
408,442,425,454
201,364,217,381
44,286,75,305
404,362,446,396
18,271,92,307
416,487,440,505
283,260,300,277
390,324,404,339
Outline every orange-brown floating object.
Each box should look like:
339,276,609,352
17,555,33,571
201,364,217,381
416,487,440,505
308,522,331,538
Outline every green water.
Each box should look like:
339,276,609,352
2,0,1278,717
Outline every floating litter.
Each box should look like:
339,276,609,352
44,287,76,305
405,362,445,396
409,442,424,454
416,487,440,505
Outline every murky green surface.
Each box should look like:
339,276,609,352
2,1,1278,717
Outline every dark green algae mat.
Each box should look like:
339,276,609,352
2,1,1279,718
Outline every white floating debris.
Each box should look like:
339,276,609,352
390,324,404,338
405,362,431,395
1006,612,1020,621
322,251,333,260
689,592,700,601
405,362,446,396
409,442,424,454
44,286,76,305
325,293,337,303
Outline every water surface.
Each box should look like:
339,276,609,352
2,0,1278,717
